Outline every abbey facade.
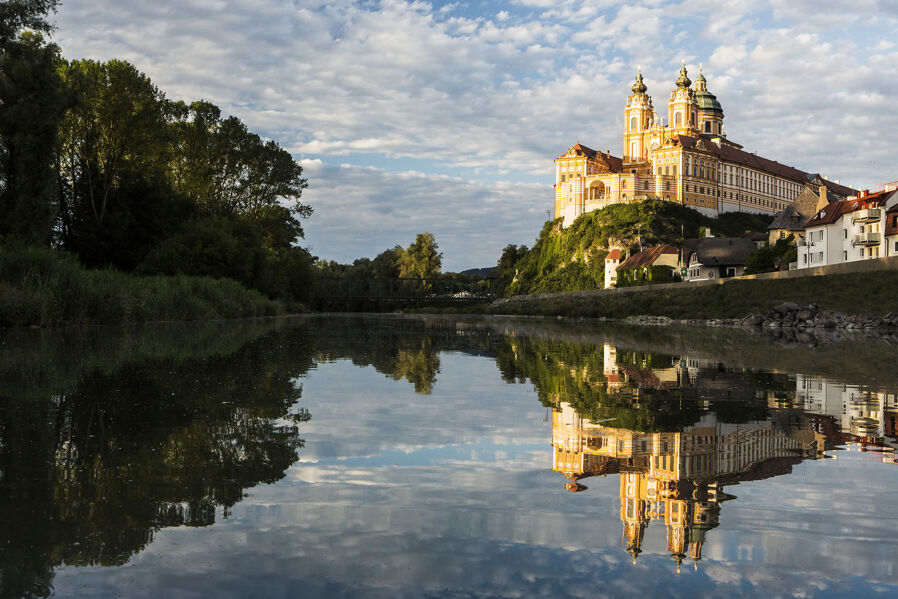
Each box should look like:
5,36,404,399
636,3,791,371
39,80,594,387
554,64,857,226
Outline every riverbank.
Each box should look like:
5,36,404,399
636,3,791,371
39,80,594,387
488,270,898,324
0,245,288,326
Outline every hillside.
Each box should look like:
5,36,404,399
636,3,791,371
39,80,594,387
505,201,772,296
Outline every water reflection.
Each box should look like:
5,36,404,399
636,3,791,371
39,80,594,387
548,341,898,572
1,315,897,598
0,320,313,599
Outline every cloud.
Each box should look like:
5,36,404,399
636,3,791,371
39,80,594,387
299,160,548,270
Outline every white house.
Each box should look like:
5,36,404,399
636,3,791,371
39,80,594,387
798,187,898,269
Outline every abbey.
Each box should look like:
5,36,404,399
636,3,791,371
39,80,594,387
554,64,857,226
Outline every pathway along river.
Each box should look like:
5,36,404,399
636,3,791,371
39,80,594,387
1,315,896,598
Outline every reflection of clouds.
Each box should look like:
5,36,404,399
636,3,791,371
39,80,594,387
48,331,898,598
298,355,548,462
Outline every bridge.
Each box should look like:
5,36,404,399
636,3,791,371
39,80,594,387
312,277,497,309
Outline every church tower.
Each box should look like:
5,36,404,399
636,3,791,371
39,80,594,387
622,69,653,168
667,62,699,137
694,66,725,136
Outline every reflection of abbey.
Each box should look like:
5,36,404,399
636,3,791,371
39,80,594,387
554,64,856,226
550,343,898,570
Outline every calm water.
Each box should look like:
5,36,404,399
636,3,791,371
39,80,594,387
1,315,896,598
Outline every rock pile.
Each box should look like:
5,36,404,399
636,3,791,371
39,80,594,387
740,303,898,330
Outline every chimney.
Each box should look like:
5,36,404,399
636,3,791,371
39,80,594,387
862,189,869,197
835,179,840,184
817,185,829,212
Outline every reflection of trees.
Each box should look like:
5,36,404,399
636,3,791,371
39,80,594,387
0,322,314,599
495,336,776,431
390,340,440,394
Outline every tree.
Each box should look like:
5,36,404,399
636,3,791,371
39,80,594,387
398,233,442,279
57,59,169,235
0,32,64,245
0,0,58,46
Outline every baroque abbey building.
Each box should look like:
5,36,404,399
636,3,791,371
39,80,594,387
554,64,857,226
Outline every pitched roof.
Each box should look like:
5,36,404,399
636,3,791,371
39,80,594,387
557,143,622,172
670,135,858,196
688,237,756,266
606,249,621,260
617,244,678,270
805,190,896,228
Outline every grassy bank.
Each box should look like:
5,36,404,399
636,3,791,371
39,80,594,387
0,245,286,326
490,270,898,320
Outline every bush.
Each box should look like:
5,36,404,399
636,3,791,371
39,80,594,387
0,243,285,327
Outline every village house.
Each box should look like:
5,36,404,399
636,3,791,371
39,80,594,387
680,237,756,281
615,245,679,286
767,180,842,245
798,187,898,269
604,248,622,289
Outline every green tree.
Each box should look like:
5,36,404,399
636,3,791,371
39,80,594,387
57,59,170,234
398,232,442,279
0,32,64,245
0,0,58,45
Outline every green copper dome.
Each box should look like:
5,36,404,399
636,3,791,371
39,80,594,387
694,88,723,114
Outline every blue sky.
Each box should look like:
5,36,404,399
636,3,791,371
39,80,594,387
53,0,898,270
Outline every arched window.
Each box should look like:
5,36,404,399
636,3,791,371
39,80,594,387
700,167,704,178
630,116,637,130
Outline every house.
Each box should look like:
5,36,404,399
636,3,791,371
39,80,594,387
741,231,768,249
886,204,898,257
767,180,843,245
604,248,622,289
798,187,898,269
680,237,756,281
615,245,679,286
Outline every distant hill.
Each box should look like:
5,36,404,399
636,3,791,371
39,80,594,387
460,267,498,278
505,200,772,297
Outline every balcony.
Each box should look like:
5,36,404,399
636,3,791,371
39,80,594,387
852,208,881,223
852,231,881,246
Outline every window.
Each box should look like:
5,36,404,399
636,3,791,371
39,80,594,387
859,248,864,258
630,116,637,130
843,229,847,239
676,112,682,126
843,250,847,261
704,121,711,133
643,181,649,190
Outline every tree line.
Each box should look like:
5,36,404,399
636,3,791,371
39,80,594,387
0,1,314,304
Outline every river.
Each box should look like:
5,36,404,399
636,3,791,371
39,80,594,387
1,314,896,598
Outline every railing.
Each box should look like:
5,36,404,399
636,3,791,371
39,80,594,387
852,232,881,246
313,276,497,305
852,208,881,223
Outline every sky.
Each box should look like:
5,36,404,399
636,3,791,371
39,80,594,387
52,0,898,271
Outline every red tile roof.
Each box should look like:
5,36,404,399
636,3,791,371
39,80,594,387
805,190,895,227
617,244,678,270
606,249,621,261
671,135,858,197
557,143,623,172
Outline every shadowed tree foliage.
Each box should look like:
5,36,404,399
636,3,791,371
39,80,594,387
0,320,314,598
0,32,64,245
